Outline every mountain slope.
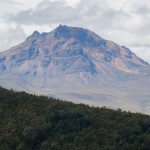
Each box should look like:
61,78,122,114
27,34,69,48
0,24,148,76
0,87,150,150
0,25,150,114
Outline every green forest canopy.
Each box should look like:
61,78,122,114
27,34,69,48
0,87,150,150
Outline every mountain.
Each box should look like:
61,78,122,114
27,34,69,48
0,25,150,114
1,87,150,150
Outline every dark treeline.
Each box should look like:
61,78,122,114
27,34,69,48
0,87,150,150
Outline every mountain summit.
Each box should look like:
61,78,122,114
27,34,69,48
0,25,150,114
0,25,148,75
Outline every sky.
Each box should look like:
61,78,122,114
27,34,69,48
0,0,150,63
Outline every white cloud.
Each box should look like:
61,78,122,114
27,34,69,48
0,24,26,51
0,0,150,62
131,47,150,64
14,0,44,9
64,0,81,7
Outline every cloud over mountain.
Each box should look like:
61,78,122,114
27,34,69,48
0,0,150,62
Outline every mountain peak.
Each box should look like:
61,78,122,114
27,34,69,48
57,24,67,28
55,24,69,33
32,30,40,35
54,25,96,44
0,25,149,76
26,30,41,41
0,25,150,114
55,24,87,34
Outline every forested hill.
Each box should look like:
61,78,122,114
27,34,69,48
0,87,150,150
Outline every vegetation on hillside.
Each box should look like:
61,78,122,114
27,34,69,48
0,87,150,150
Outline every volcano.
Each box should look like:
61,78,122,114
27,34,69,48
0,25,150,114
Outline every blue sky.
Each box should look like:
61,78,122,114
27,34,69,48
0,0,150,63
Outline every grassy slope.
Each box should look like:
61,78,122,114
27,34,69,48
0,87,150,150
